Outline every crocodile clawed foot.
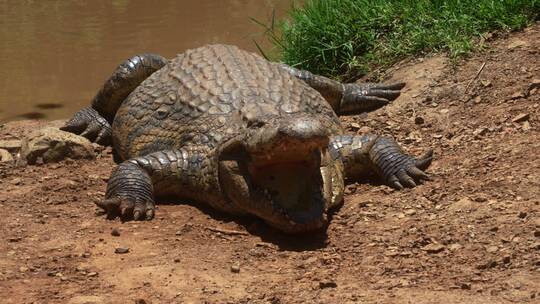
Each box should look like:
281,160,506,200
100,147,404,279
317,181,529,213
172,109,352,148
370,137,433,190
96,197,155,221
61,107,112,145
340,82,406,114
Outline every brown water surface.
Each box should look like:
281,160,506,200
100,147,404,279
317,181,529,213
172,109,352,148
0,0,294,122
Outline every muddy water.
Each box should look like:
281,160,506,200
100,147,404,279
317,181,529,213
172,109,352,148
0,0,295,122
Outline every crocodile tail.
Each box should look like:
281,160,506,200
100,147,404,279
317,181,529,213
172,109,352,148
91,54,168,123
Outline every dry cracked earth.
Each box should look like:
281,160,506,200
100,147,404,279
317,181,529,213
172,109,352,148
1,24,539,304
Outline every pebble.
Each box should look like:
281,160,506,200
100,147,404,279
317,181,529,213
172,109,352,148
486,246,498,253
111,228,121,237
404,209,416,216
414,116,425,125
480,80,492,87
509,91,525,100
461,282,472,290
0,149,13,162
230,263,240,273
512,113,530,123
319,279,337,289
448,243,462,251
421,243,445,253
87,272,98,277
528,79,540,92
0,139,22,153
115,247,130,254
473,127,488,137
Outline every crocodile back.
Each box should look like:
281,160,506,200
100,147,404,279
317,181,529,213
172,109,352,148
112,44,341,160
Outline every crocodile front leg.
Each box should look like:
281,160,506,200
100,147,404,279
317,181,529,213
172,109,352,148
97,148,219,221
329,135,433,189
278,64,404,115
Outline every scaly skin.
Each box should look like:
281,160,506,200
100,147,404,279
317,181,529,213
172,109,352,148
63,44,432,233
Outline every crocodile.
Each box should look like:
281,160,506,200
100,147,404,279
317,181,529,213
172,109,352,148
62,44,432,233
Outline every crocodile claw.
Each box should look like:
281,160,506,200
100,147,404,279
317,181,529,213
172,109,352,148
61,107,112,145
340,82,406,114
96,197,155,221
369,137,433,190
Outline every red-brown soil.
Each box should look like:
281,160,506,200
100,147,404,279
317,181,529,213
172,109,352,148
1,24,539,304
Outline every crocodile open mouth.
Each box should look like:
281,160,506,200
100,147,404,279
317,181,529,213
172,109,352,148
219,138,333,233
218,115,336,233
247,145,330,231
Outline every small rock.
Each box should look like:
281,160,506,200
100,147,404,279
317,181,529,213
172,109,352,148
528,79,540,93
480,80,492,87
507,39,529,49
319,279,337,289
461,282,472,290
509,92,525,100
87,272,98,277
350,122,361,130
502,255,511,264
134,299,147,304
19,127,95,165
414,116,425,125
477,260,497,270
358,126,372,134
111,228,121,237
518,211,527,219
522,121,531,131
473,127,488,137
421,243,445,253
19,266,29,273
230,263,240,273
404,209,416,216
174,258,181,263
0,149,13,162
439,108,449,114
0,139,22,153
114,247,130,254
486,246,498,253
474,96,482,104
448,243,462,251
512,113,530,123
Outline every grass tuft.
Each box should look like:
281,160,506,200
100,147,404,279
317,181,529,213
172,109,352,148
262,0,540,80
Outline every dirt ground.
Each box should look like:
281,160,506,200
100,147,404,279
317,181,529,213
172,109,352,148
1,24,539,304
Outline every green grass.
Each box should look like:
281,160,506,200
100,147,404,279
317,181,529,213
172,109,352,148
261,0,540,80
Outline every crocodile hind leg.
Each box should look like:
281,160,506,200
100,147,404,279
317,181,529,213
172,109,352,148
329,135,433,189
278,64,405,115
97,148,219,221
61,54,168,144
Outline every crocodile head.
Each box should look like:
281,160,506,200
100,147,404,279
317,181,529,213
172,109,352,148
218,114,344,233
